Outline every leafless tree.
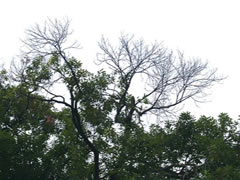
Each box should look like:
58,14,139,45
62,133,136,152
22,18,80,57
97,34,223,125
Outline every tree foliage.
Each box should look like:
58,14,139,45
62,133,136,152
1,19,236,179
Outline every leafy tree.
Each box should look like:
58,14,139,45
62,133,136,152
6,18,225,179
0,76,91,179
134,113,240,179
0,81,53,179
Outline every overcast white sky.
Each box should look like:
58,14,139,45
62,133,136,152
1,0,240,119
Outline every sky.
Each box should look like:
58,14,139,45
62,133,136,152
0,0,240,120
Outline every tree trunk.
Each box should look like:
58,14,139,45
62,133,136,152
94,151,100,180
71,109,100,179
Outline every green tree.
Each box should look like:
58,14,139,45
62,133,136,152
0,75,92,179
2,64,239,179
133,113,240,179
0,82,53,179
8,18,224,179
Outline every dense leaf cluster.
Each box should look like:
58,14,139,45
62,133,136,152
1,81,240,179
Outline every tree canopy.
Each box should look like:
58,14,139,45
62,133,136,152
1,19,237,180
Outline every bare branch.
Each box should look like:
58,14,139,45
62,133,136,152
22,18,80,57
97,34,224,120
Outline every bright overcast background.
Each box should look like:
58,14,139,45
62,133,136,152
0,0,239,120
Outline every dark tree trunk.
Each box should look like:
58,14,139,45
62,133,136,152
71,108,100,180
94,151,100,180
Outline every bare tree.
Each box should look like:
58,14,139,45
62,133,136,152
97,34,223,125
22,18,80,56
